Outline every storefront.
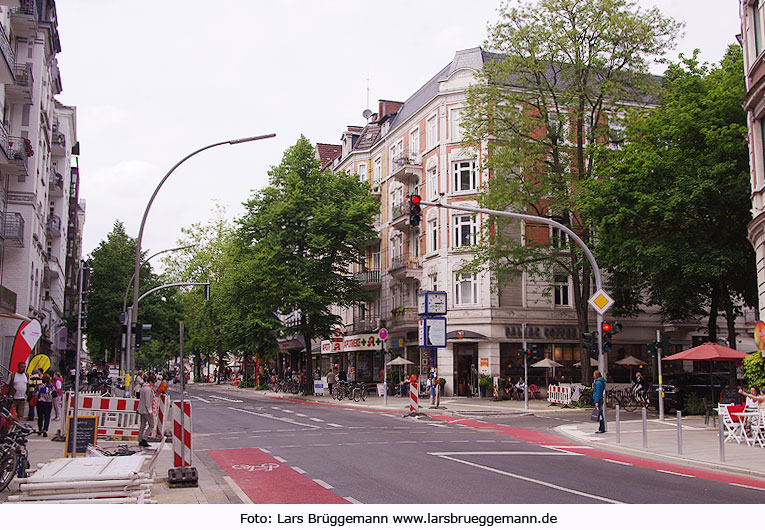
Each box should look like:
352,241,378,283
342,333,385,382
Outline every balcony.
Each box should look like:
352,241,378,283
10,1,38,38
51,131,66,155
2,211,24,247
389,254,422,279
390,150,422,184
390,202,408,230
354,269,381,289
0,284,17,314
50,172,64,197
46,214,61,238
0,136,31,177
0,23,15,85
349,318,380,335
6,63,33,103
47,255,60,279
369,179,382,196
388,306,419,330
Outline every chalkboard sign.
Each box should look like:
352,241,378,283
64,416,98,457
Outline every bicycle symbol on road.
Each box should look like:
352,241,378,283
232,463,280,472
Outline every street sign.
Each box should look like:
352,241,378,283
378,328,388,341
418,317,446,347
588,289,614,315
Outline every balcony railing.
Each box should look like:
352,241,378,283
389,254,422,273
52,132,66,152
0,21,15,76
354,269,380,284
0,283,17,314
391,203,406,219
2,212,24,246
349,318,380,334
50,173,64,196
391,150,421,173
46,214,61,237
12,63,32,87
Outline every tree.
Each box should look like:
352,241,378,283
462,0,680,383
236,136,379,392
581,45,756,384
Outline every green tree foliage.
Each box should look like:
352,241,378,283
581,45,755,354
236,136,379,392
461,0,680,383
743,352,765,390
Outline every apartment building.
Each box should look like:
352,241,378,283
0,0,82,376
318,47,756,395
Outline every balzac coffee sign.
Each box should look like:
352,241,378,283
505,325,579,341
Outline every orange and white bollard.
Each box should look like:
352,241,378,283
409,381,419,412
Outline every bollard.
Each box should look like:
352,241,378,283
719,415,725,462
677,410,683,454
642,407,648,448
615,405,620,444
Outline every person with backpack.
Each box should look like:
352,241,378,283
26,368,42,420
33,373,55,436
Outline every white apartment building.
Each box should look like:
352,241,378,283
320,47,756,395
0,0,82,376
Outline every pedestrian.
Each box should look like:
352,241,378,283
593,370,606,434
33,373,55,437
5,361,28,420
133,370,144,398
325,366,336,396
52,371,63,421
137,373,156,447
740,387,765,407
26,368,42,421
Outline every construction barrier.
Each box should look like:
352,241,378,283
155,393,171,438
172,400,192,467
62,391,163,440
547,385,572,405
409,381,419,412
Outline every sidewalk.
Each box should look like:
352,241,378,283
6,385,765,503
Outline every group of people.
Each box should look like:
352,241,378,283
4,361,64,437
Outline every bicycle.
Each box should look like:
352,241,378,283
88,376,112,396
351,382,367,402
0,407,37,492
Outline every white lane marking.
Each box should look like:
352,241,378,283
431,454,622,504
367,441,388,445
293,467,306,475
282,409,294,414
280,445,300,448
657,470,695,478
543,445,592,450
223,475,253,504
274,456,287,463
193,396,212,403
476,440,495,443
338,442,361,446
228,407,319,429
344,496,362,504
450,440,470,443
422,440,443,443
311,443,332,447
327,423,343,428
211,395,244,403
313,479,334,489
310,417,324,423
603,459,633,466
295,413,307,417
731,483,765,491
271,407,282,410
258,447,271,453
430,451,584,457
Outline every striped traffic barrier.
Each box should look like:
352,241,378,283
546,385,572,405
155,393,171,438
65,392,141,439
409,381,419,412
172,400,192,467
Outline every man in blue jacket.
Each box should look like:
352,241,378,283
592,370,606,434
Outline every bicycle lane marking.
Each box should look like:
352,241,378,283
426,414,765,491
207,447,349,504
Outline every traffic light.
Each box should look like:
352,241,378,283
602,321,613,352
134,322,152,350
582,331,598,357
528,343,539,360
647,342,658,357
409,194,421,227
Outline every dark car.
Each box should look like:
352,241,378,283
648,372,730,412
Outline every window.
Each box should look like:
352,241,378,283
450,108,463,141
373,156,382,183
358,163,368,184
427,115,438,149
454,214,477,248
409,129,420,156
550,227,569,249
427,163,438,199
429,273,438,291
755,0,763,57
553,271,570,306
427,218,438,253
455,272,477,305
390,139,403,165
547,110,569,143
453,160,476,192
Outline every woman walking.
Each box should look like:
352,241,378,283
52,371,64,421
34,373,55,436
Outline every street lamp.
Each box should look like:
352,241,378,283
127,134,276,377
122,244,196,313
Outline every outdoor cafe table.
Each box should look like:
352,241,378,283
736,411,762,446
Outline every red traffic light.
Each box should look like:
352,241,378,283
410,194,421,204
601,322,613,333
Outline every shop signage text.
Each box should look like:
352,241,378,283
505,326,578,340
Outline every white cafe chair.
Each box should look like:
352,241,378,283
719,404,745,444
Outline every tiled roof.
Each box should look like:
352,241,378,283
316,143,342,169
352,124,382,151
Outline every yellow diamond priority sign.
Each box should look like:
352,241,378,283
588,289,614,315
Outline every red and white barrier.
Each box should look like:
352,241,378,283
172,400,192,467
547,385,572,405
65,392,141,438
155,394,171,438
409,381,419,412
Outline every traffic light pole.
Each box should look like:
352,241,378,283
418,200,606,373
657,329,665,421
522,323,528,410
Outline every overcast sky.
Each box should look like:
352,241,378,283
54,0,742,261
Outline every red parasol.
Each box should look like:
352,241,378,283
663,342,750,361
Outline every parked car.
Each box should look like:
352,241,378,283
648,372,730,412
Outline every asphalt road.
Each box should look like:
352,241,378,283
174,384,764,504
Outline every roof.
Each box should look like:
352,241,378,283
315,143,342,169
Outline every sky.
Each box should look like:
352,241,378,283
53,0,743,261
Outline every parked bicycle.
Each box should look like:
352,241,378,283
88,376,112,396
351,382,367,402
0,406,37,492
